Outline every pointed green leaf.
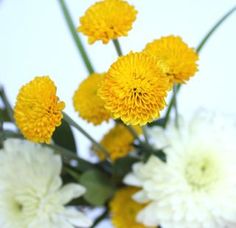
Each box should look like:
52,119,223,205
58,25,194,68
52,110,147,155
52,119,77,153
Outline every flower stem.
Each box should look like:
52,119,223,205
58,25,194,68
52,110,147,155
173,84,179,127
113,39,123,56
163,6,236,128
142,126,149,145
46,143,94,171
0,87,14,123
126,125,143,144
63,112,110,158
58,0,95,74
196,6,236,53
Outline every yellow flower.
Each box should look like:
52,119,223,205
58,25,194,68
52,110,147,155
78,0,137,44
73,73,111,125
144,35,199,83
94,124,141,161
14,76,65,143
110,187,147,228
98,52,170,125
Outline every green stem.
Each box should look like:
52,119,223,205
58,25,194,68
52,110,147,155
46,143,94,172
126,125,143,144
0,87,15,123
196,6,236,53
113,39,123,56
163,6,236,128
0,120,3,148
173,84,179,127
58,0,95,74
142,126,149,145
64,166,81,181
63,112,110,158
1,130,23,139
163,84,181,128
1,130,94,171
115,119,142,144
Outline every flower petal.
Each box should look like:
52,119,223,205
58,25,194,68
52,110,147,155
59,183,86,205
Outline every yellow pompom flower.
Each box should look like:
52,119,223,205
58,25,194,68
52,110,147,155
110,187,147,228
73,73,111,125
94,124,141,161
98,52,170,125
14,76,65,143
78,0,137,44
144,35,199,83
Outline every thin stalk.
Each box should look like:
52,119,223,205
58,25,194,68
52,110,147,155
0,120,3,148
46,143,80,161
163,84,180,128
173,85,179,127
58,0,94,74
0,87,14,123
1,130,94,171
1,130,23,139
45,143,94,172
64,166,81,181
196,6,236,53
115,119,143,144
126,125,143,144
163,6,236,127
63,112,110,158
142,126,149,145
113,39,123,56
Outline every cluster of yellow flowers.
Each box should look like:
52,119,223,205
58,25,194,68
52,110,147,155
14,0,198,164
13,1,199,227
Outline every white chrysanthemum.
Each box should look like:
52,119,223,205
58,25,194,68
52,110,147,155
0,139,92,228
124,112,236,228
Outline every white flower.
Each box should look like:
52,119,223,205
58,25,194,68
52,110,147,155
124,111,236,228
0,139,92,228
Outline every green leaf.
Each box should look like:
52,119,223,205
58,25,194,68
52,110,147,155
52,119,77,153
0,108,11,122
80,169,115,206
112,156,139,181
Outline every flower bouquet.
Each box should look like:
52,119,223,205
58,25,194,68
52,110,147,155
0,0,236,227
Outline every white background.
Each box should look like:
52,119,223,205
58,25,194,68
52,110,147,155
0,0,236,227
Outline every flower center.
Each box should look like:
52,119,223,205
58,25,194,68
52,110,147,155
185,153,221,191
11,199,24,216
5,187,62,225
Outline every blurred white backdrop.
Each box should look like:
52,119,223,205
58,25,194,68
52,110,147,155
0,0,236,226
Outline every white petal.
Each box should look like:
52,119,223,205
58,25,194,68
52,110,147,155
59,183,86,204
132,190,149,203
123,173,142,186
137,202,160,226
63,207,92,227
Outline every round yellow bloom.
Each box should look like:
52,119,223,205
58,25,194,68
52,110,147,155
94,124,141,161
98,52,170,125
144,35,199,83
110,187,147,228
14,76,65,143
73,73,111,125
78,0,137,44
